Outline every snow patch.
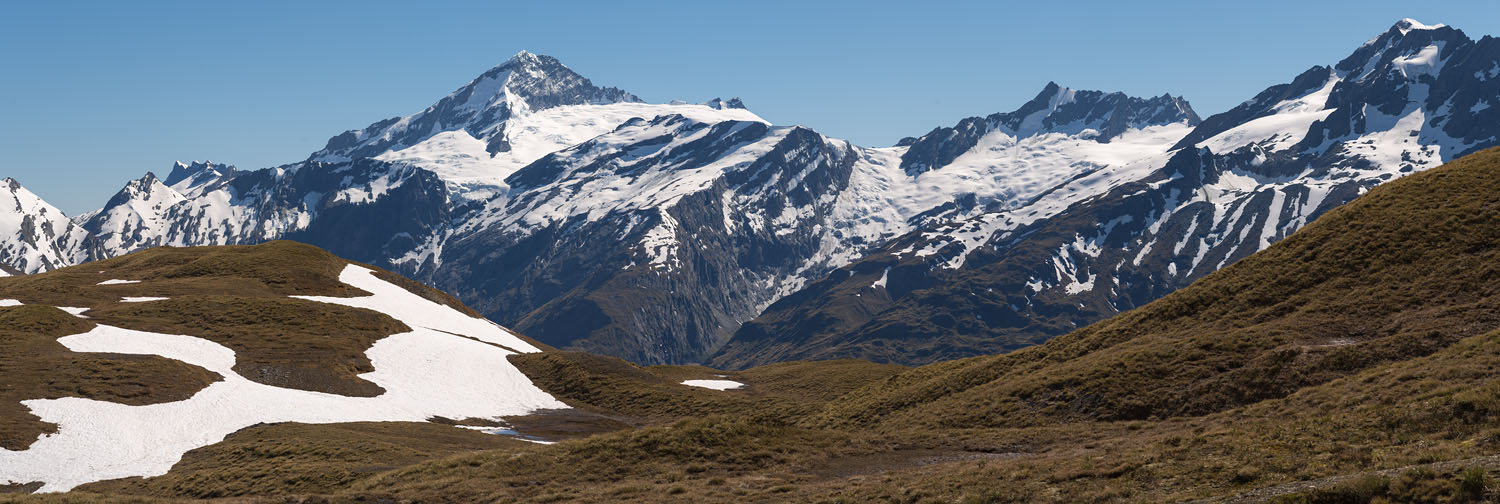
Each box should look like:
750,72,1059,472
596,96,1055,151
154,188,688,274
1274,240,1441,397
58,307,89,318
681,379,745,390
0,265,562,492
871,267,890,289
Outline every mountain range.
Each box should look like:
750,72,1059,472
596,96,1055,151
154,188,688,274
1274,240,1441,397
3,20,1498,367
8,110,1500,504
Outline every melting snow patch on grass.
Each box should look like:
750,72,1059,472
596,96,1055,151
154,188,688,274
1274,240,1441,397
96,279,140,285
0,265,565,493
119,296,169,303
681,379,745,390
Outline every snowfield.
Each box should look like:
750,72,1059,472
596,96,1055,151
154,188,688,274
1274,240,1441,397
681,379,746,390
0,265,566,492
375,102,765,200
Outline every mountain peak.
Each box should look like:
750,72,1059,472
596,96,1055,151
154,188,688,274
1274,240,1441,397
1393,18,1447,35
136,171,162,186
897,83,1198,174
163,160,233,189
704,97,747,110
465,51,636,105
1337,18,1472,79
507,49,538,63
310,51,641,163
1005,82,1199,137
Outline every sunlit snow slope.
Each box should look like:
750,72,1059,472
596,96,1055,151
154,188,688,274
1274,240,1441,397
0,265,564,492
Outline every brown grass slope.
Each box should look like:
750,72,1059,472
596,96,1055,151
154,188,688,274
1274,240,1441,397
19,354,906,503
510,351,906,424
71,422,529,500
814,146,1500,430
0,241,546,451
0,306,218,451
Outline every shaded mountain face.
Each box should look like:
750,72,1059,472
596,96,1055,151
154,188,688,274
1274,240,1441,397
432,117,862,363
425,83,1198,363
712,19,1500,368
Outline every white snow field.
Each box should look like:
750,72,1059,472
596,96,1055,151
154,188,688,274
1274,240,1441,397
95,279,141,285
681,379,745,391
0,264,566,492
119,296,169,303
375,101,766,201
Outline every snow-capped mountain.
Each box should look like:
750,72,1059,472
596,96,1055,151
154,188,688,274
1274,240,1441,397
0,178,87,274
712,19,1500,368
415,80,1198,363
78,160,301,258
314,50,759,200
8,19,1496,367
896,82,1198,175
0,53,1200,365
69,52,765,266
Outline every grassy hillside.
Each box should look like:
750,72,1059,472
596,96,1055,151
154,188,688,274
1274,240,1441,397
0,306,218,451
510,351,905,424
815,146,1500,430
13,148,1500,502
0,241,547,453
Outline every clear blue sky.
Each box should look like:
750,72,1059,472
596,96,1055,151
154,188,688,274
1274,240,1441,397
3,0,1498,214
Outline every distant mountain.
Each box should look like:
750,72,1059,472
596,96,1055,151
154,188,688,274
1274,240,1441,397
316,51,759,202
712,19,1500,368
7,19,1495,367
0,178,87,274
421,80,1198,363
0,50,1199,365
896,81,1198,174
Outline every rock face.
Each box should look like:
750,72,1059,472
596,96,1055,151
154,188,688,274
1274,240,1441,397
711,19,1500,368
432,117,863,362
